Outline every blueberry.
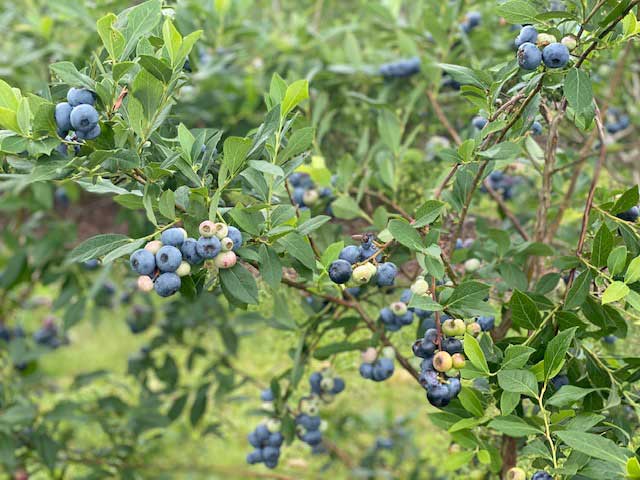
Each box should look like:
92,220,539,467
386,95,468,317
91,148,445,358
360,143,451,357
517,42,542,70
442,337,464,354
246,450,262,464
254,424,270,443
345,287,362,298
76,124,101,140
531,121,543,135
267,432,284,447
400,289,412,304
551,374,569,390
375,262,398,287
301,430,322,446
196,236,221,259
155,246,182,272
161,228,186,247
397,311,413,326
379,307,395,326
309,371,323,394
289,172,309,188
447,377,462,397
331,377,345,394
542,43,570,69
419,370,439,389
339,245,362,265
293,187,305,206
378,358,394,378
412,339,435,358
83,259,100,270
472,116,488,130
616,206,639,222
67,87,96,107
260,388,274,402
130,249,156,276
227,226,243,250
264,458,279,469
181,238,203,264
465,11,481,28
603,335,618,344
70,104,99,132
375,438,394,450
359,243,382,262
515,25,538,47
380,57,421,78
54,102,72,136
531,472,553,480
328,259,352,284
359,362,374,379
154,273,181,297
427,384,451,408
262,446,280,462
477,316,495,331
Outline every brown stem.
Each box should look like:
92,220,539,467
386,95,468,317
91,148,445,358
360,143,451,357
426,90,462,146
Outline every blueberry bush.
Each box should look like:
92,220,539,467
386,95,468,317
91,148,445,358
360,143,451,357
3,0,640,478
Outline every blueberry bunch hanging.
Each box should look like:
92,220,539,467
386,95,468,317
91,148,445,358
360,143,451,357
483,170,522,201
514,25,574,71
329,235,397,288
359,348,395,382
129,222,243,298
246,422,284,469
412,322,466,408
606,107,631,134
309,370,346,400
288,172,333,211
379,57,421,79
33,316,68,349
54,87,101,154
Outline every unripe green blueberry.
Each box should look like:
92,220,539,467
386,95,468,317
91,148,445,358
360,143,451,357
442,319,458,337
137,275,154,292
561,35,577,51
353,262,376,284
319,420,328,432
537,33,557,47
554,277,567,296
445,368,460,378
320,377,334,391
220,237,235,251
303,189,320,206
176,261,191,277
390,301,408,316
214,222,229,239
448,444,461,454
144,240,163,255
464,258,481,272
214,251,237,269
452,353,466,369
362,347,377,363
266,418,282,432
199,220,216,237
381,346,395,358
300,400,318,416
506,468,526,480
466,322,482,336
411,277,430,296
433,351,453,372
453,319,466,336
320,392,335,404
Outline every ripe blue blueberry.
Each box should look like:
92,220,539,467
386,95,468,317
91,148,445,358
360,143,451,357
542,43,570,68
427,383,451,408
70,104,99,132
155,246,182,272
375,438,394,450
419,370,439,389
246,450,262,464
339,245,362,264
328,259,352,284
331,377,345,394
54,102,72,136
359,362,374,379
397,311,413,326
472,116,488,130
477,315,495,331
260,388,274,402
161,228,186,247
267,432,283,447
309,371,323,394
67,87,96,107
442,337,464,354
227,226,243,250
378,358,394,378
154,273,181,297
196,236,221,259
531,121,543,135
262,446,280,462
515,25,538,47
517,42,542,70
376,262,398,287
296,414,321,431
359,242,382,262
447,377,462,397
551,374,569,390
76,124,101,140
180,238,203,264
380,57,421,78
130,249,156,276
531,472,553,480
616,206,639,222
379,307,394,325
465,11,481,28
603,335,618,344
301,430,322,446
254,424,270,442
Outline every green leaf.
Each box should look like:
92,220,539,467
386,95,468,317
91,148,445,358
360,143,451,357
259,245,282,291
497,369,538,398
565,69,594,114
49,62,95,89
330,195,371,222
313,340,372,360
445,281,492,318
407,295,443,312
458,387,484,417
602,281,629,305
544,327,577,380
281,79,309,118
219,136,252,185
500,391,520,416
565,270,592,310
102,238,145,264
297,216,331,236
438,63,489,89
509,290,542,330
278,232,316,271
219,264,259,305
612,186,639,214
608,246,628,276
96,13,125,61
625,256,640,284
496,0,541,24
502,345,536,370
488,415,542,437
555,431,630,466
67,234,130,264
591,224,613,268
159,190,176,220
388,219,424,252
377,109,401,153
118,0,163,60
547,386,596,407
477,141,521,161
463,333,489,375
413,200,445,228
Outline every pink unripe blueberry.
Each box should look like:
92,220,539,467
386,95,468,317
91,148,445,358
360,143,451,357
362,347,377,363
220,237,234,251
214,222,229,239
144,240,163,255
137,275,154,292
199,220,216,237
214,251,237,269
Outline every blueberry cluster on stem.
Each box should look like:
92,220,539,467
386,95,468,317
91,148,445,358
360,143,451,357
329,234,397,288
54,87,101,155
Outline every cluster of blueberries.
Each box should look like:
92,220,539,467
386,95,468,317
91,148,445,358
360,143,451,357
33,317,68,349
309,370,346,399
606,108,631,134
359,348,395,382
379,57,421,79
377,278,433,331
515,25,573,70
289,172,333,211
483,170,522,201
129,222,242,297
246,419,284,469
54,88,101,155
298,370,345,450
329,237,398,287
